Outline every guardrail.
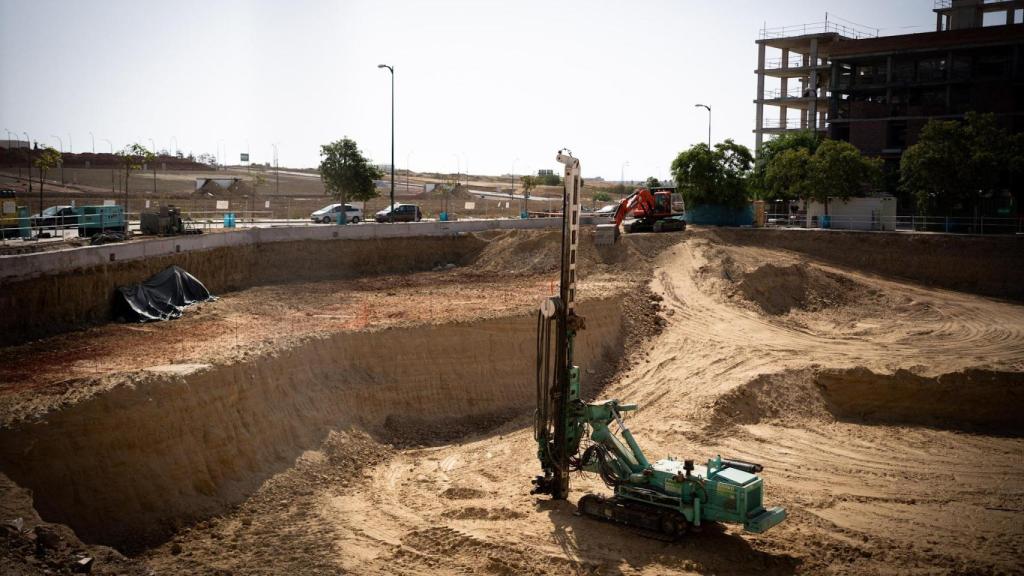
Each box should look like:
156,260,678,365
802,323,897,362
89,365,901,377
764,56,810,70
759,20,878,41
764,213,1023,234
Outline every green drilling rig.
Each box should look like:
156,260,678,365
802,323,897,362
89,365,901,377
532,150,786,539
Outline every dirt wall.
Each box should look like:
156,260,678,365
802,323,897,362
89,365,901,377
709,228,1024,301
0,297,623,551
0,235,486,346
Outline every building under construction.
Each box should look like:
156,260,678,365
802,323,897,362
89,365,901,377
754,0,1024,158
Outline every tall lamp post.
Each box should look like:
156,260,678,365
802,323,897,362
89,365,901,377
511,157,519,212
695,103,711,148
102,139,114,193
620,160,630,198
89,131,95,154
406,150,413,198
377,64,395,220
23,132,32,199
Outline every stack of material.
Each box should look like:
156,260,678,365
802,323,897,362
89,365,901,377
113,266,215,322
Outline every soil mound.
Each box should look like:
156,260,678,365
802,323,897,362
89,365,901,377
736,263,867,315
468,228,681,277
710,368,1023,435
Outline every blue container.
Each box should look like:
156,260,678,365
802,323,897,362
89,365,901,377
520,210,529,219
820,214,831,229
685,204,754,227
336,210,346,225
439,211,448,222
224,212,236,228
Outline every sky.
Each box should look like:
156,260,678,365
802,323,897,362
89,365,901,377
0,0,935,182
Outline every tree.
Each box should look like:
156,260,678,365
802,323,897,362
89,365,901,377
763,147,812,202
670,139,753,209
750,130,821,199
592,190,612,203
116,143,154,211
319,138,382,222
520,175,536,198
900,112,1022,216
806,139,882,214
644,176,661,188
33,147,62,215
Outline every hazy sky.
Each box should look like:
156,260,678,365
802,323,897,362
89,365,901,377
1,0,934,181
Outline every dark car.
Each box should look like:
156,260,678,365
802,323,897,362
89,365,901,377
375,204,422,223
31,205,78,229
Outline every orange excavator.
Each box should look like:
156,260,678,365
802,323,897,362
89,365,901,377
611,186,686,237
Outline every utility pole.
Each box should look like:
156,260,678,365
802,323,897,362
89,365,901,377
620,161,630,198
23,132,32,200
89,132,95,154
378,64,395,220
695,103,712,148
103,139,114,194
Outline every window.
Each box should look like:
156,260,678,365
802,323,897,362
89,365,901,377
886,121,908,149
917,57,947,82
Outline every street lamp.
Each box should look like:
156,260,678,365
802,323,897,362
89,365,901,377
620,160,630,198
102,139,114,193
377,63,395,221
23,132,32,198
171,136,178,157
89,131,95,154
406,150,413,197
695,103,711,148
511,157,519,211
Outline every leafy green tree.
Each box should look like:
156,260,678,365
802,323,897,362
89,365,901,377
33,147,62,215
763,147,812,201
750,130,820,199
900,112,1022,215
592,190,612,203
644,176,661,188
807,139,882,214
318,139,383,219
539,173,561,186
116,143,154,209
670,139,753,209
520,175,536,198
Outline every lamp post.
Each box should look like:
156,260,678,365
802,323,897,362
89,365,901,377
51,135,64,185
406,150,413,198
511,157,519,212
23,132,32,199
171,136,178,157
377,64,395,221
695,103,711,148
217,139,225,171
89,131,95,154
102,139,114,193
272,143,279,197
620,160,630,198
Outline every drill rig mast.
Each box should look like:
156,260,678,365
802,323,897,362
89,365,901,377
533,150,786,539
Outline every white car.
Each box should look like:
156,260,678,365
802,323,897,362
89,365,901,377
594,205,618,219
311,203,363,223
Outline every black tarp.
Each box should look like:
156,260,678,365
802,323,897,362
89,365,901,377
113,265,216,322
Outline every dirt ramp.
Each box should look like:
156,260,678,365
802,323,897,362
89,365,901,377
818,367,1023,434
0,298,624,551
710,368,1023,435
736,263,868,315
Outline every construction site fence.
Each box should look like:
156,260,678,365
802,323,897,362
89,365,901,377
763,213,1024,235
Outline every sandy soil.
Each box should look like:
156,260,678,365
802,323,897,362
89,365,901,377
0,229,672,427
135,230,1024,575
3,228,1022,575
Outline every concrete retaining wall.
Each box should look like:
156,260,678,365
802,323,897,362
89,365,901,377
711,227,1024,302
0,218,580,346
0,218,568,284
